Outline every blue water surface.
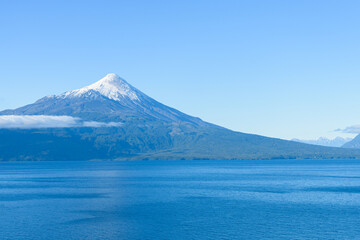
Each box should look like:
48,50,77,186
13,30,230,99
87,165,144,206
1,159,360,240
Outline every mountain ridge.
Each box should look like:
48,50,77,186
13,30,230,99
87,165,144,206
291,137,352,147
342,135,360,149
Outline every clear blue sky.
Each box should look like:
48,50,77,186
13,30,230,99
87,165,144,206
1,0,360,140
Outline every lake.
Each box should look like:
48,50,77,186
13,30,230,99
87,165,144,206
1,159,360,240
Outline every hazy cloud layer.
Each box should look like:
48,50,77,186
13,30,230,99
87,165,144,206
0,115,122,129
335,125,360,134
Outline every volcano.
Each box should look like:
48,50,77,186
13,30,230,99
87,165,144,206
0,73,359,161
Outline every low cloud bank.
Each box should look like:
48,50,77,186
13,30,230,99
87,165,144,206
335,125,360,134
0,115,122,129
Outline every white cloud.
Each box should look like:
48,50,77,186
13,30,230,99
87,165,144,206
0,115,122,129
83,121,123,128
335,125,360,134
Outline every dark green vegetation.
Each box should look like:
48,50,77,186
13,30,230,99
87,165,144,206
1,123,360,161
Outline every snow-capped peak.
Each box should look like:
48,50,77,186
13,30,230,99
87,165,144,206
61,73,140,101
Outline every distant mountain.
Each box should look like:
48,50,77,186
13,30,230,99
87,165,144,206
291,137,352,147
342,135,360,149
1,73,360,161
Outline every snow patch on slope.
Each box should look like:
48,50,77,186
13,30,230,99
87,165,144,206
60,73,140,101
